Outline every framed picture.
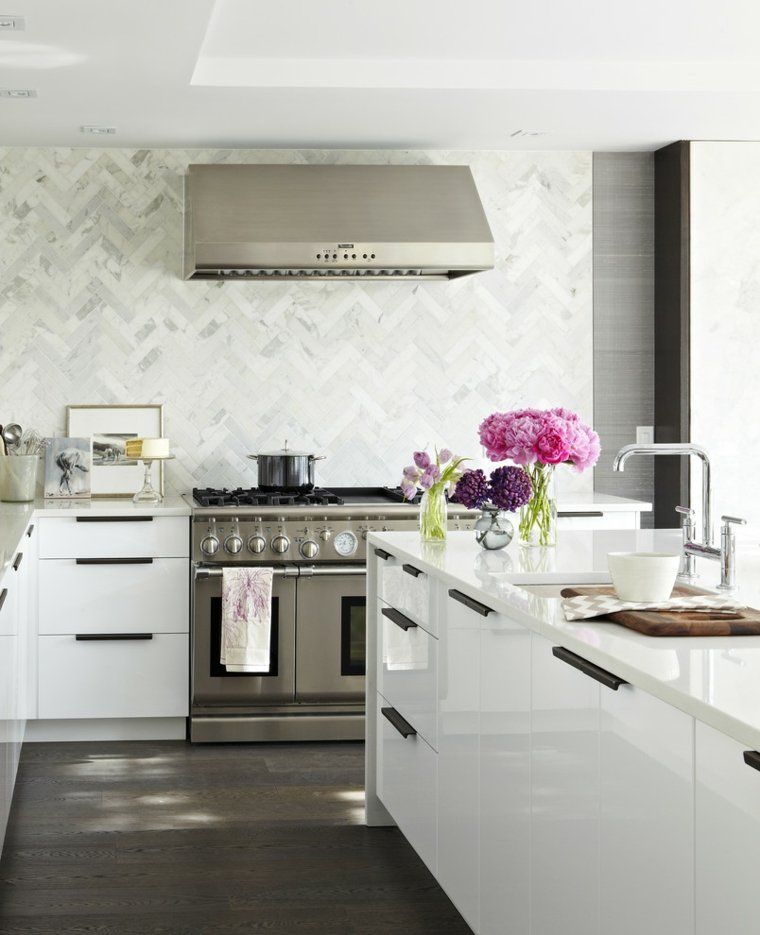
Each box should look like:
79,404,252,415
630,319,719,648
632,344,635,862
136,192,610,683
66,404,164,498
44,437,92,499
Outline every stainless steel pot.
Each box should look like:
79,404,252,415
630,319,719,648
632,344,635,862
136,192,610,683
248,442,325,491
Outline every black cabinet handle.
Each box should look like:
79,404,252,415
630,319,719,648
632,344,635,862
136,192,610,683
76,516,154,523
557,511,604,518
402,563,423,578
26,523,34,538
75,557,154,565
381,706,417,738
743,751,760,772
448,588,493,617
381,606,418,631
552,646,628,691
374,548,392,561
12,552,22,571
0,589,6,613
75,633,154,641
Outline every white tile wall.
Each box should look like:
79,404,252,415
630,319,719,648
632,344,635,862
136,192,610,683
0,147,593,493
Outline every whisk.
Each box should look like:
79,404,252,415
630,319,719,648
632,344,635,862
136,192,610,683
18,427,46,455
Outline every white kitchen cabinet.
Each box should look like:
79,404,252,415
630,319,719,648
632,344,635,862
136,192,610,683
479,606,531,935
600,679,694,935
0,561,20,854
695,721,760,935
531,635,600,935
36,514,189,724
376,548,434,634
376,695,437,873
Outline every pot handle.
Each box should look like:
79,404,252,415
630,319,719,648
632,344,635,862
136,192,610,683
309,455,326,462
247,455,258,461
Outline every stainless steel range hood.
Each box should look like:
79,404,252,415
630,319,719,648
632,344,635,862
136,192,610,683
183,164,494,281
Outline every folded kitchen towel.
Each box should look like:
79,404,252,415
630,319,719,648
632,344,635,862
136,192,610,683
562,592,742,622
221,567,274,672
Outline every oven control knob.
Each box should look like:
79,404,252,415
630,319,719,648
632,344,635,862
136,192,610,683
300,539,319,559
319,528,333,541
271,534,290,554
247,535,267,555
224,533,243,555
200,534,219,556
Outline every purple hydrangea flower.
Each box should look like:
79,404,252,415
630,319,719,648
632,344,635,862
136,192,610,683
488,465,533,512
452,469,490,509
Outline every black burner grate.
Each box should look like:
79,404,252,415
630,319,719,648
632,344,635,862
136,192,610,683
192,486,345,508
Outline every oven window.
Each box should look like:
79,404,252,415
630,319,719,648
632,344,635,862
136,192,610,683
341,596,366,676
209,596,280,678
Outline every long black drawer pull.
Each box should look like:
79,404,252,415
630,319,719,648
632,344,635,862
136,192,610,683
402,563,423,578
75,557,154,566
76,516,154,523
382,706,417,738
557,511,604,518
12,552,23,571
374,548,392,561
75,633,154,641
552,646,628,691
26,523,34,538
381,606,418,631
448,588,493,617
0,589,6,613
743,751,760,772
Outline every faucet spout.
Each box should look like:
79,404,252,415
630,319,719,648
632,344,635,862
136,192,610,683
612,443,712,545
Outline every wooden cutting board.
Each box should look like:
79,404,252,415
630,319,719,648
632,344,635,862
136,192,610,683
560,584,760,636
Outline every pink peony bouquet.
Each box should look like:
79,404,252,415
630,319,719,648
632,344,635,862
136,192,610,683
478,407,600,472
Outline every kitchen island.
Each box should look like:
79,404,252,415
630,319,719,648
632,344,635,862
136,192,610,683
366,528,760,935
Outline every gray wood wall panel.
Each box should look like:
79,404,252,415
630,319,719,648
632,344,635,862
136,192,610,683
593,153,655,526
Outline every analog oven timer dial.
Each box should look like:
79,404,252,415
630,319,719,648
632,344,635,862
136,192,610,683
333,530,358,557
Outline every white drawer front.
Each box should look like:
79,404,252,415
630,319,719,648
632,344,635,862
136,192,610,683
377,696,437,874
38,633,189,719
379,601,437,749
38,515,189,559
378,556,433,635
38,558,189,635
445,586,497,630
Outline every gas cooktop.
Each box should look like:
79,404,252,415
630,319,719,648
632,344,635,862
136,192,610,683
191,485,424,509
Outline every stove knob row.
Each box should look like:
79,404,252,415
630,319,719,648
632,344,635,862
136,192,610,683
300,539,319,559
200,534,220,556
247,535,267,554
271,534,290,554
224,533,243,555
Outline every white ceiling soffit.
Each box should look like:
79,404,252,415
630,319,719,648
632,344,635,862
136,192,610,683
2,0,760,150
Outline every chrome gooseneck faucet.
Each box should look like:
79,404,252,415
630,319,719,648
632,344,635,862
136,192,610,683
612,443,713,545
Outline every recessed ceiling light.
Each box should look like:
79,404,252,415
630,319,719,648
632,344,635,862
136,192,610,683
0,14,25,30
0,88,37,98
81,125,117,135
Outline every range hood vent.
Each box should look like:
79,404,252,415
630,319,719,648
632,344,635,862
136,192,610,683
183,164,494,282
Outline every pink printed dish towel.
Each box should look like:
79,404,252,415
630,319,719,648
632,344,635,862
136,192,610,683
221,567,274,672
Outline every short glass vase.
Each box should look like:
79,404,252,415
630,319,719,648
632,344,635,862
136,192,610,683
474,506,514,551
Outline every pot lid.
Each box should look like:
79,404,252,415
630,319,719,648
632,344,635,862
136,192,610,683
248,440,316,458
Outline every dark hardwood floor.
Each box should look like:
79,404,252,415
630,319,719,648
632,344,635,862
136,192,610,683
0,740,472,934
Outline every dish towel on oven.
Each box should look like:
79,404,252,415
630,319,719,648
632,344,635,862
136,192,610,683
220,567,274,672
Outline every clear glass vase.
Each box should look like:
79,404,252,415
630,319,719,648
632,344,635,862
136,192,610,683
474,506,514,550
518,464,557,548
419,486,447,542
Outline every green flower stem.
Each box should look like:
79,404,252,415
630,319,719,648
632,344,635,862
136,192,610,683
420,485,447,541
518,464,556,547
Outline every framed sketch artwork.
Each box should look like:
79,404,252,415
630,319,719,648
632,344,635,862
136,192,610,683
43,437,92,499
66,404,164,498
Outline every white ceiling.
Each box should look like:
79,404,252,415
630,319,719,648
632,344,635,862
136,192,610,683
3,0,760,151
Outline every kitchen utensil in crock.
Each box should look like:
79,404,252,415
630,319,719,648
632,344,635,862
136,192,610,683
2,423,23,454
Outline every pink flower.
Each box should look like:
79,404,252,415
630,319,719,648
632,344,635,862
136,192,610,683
400,479,418,500
535,425,570,464
566,423,601,472
503,413,543,464
413,450,431,469
403,465,419,480
478,412,512,462
439,448,452,464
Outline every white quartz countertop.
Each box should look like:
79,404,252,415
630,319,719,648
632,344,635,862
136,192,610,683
556,491,651,512
0,494,190,575
368,528,760,752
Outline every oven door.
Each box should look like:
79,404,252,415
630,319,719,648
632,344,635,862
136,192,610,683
295,565,366,703
192,564,297,705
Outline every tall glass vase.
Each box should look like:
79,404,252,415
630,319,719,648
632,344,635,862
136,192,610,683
419,486,447,542
518,464,557,548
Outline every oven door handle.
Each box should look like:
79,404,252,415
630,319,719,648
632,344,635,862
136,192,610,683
193,565,300,580
298,565,366,577
193,564,366,579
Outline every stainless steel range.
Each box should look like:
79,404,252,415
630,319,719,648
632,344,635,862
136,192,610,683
188,485,474,743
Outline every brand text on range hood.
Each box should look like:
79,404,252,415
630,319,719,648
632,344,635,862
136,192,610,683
183,164,494,281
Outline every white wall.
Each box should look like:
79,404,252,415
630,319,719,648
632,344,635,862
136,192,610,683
690,142,760,535
0,148,593,494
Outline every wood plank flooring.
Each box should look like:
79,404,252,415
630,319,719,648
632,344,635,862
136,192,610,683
0,740,472,934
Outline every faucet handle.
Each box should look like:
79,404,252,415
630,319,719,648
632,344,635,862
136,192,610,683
675,505,695,528
721,515,747,529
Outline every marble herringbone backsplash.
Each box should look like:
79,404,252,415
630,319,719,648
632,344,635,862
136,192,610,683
0,147,593,493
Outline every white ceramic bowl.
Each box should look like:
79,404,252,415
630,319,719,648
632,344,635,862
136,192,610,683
607,552,681,603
